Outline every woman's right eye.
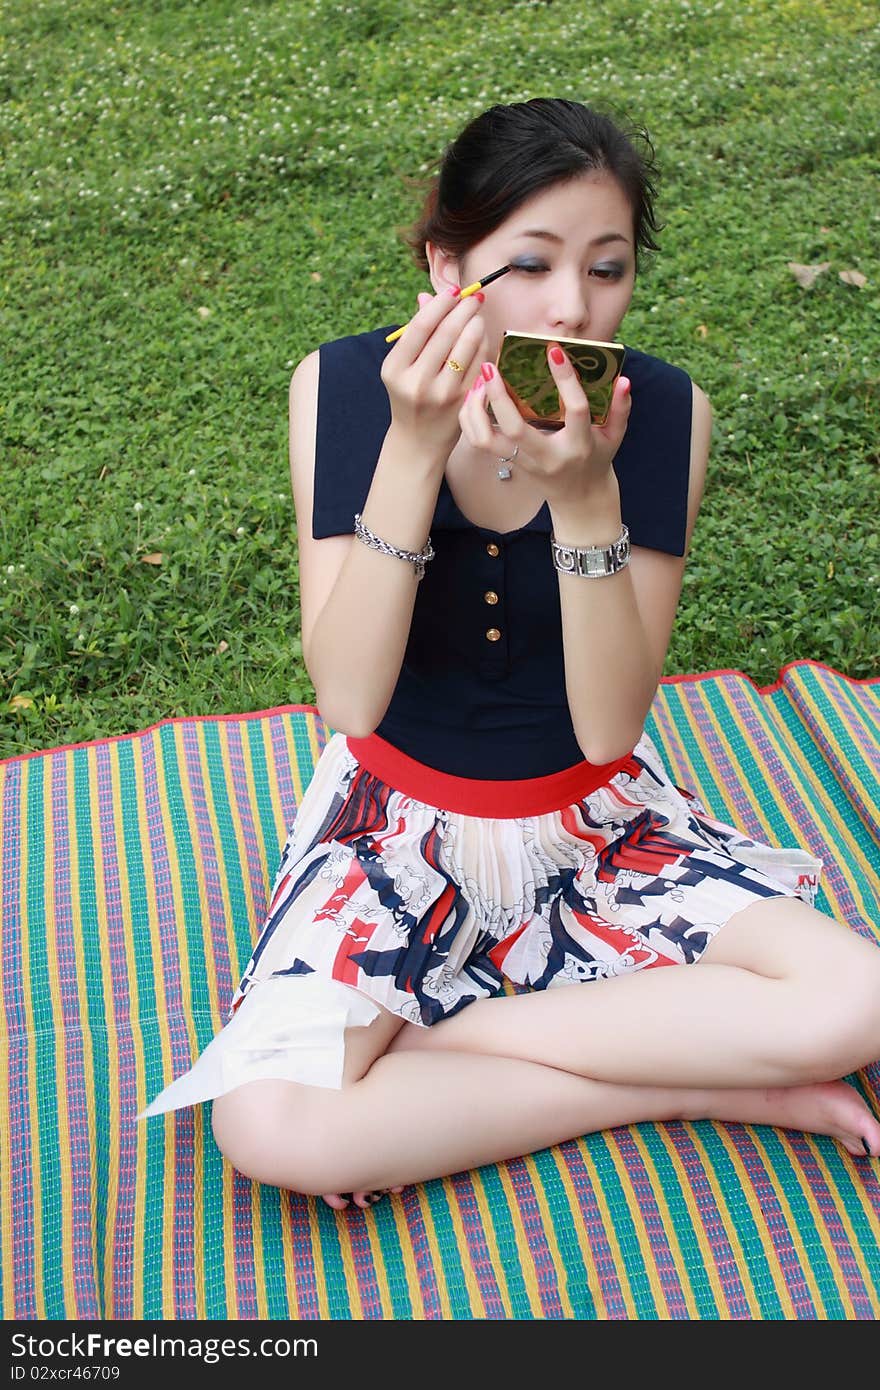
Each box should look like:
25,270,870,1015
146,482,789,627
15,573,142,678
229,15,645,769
511,259,549,274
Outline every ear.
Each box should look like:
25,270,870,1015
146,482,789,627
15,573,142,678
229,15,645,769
425,242,464,294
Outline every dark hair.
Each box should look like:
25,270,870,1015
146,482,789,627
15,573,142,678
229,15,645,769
403,98,661,273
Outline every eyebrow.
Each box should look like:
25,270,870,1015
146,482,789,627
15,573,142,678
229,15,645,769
515,229,631,248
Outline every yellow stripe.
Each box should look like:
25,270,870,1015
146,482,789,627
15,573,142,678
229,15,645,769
667,1125,762,1319
388,1195,433,1319
627,1126,701,1318
108,746,147,1316
522,1152,581,1317
42,762,77,1313
575,1138,638,1318
775,1132,858,1318
710,681,875,927
702,1124,797,1317
67,751,101,1315
540,1150,610,1318
495,1165,544,1317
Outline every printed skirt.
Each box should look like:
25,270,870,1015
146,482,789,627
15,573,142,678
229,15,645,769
142,728,823,1115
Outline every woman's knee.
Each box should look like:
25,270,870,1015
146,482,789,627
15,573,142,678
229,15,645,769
210,1078,336,1192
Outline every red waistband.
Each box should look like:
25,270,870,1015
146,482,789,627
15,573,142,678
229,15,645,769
345,733,634,818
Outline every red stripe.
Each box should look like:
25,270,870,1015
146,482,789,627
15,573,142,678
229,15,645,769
346,734,633,818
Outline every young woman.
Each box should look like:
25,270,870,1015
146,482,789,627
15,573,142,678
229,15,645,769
145,99,880,1211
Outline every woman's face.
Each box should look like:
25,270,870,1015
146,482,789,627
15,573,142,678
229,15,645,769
427,171,637,357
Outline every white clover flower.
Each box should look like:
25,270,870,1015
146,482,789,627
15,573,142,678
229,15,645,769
133,501,144,513
69,604,79,616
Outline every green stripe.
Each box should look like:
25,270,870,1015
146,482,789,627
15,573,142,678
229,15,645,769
314,1202,353,1318
363,1202,415,1319
530,1148,598,1318
474,1166,535,1317
585,1133,659,1319
418,1180,477,1318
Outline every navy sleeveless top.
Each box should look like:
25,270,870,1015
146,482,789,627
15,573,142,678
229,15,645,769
311,326,693,779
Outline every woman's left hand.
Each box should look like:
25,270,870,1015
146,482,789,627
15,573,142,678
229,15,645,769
459,343,631,506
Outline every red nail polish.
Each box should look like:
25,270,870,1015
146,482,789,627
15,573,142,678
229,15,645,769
447,284,461,296
549,346,565,365
474,291,485,303
481,363,494,382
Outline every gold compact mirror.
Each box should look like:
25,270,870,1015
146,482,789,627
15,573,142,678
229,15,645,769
493,332,626,430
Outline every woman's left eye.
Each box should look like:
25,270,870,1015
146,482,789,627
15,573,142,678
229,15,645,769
511,260,549,274
591,263,625,280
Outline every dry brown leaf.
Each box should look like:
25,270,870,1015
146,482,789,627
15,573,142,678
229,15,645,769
839,269,867,288
310,272,322,282
787,261,831,289
216,640,229,654
696,324,709,339
9,695,34,710
140,552,164,565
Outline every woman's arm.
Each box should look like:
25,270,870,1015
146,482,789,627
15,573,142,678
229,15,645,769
549,381,711,763
292,288,487,737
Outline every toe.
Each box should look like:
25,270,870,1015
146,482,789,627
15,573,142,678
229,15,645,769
321,1192,351,1210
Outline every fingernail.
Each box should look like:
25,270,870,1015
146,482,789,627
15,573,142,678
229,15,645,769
619,375,631,395
447,284,461,297
481,362,494,382
417,292,432,307
862,1137,872,1155
474,291,485,303
549,346,565,365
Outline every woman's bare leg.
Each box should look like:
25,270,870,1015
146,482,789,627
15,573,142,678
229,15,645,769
213,897,880,1201
371,899,880,1090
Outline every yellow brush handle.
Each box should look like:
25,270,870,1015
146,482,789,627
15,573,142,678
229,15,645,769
384,281,484,343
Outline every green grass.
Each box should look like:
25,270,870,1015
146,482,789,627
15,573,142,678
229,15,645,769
1,0,878,758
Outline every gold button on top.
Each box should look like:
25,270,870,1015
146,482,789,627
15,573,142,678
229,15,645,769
485,627,502,642
484,590,499,605
486,542,500,557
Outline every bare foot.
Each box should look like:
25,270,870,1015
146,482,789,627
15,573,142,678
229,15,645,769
321,1186,405,1211
692,1079,880,1158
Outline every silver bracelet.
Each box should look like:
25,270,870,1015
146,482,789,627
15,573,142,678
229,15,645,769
353,513,435,581
550,524,630,578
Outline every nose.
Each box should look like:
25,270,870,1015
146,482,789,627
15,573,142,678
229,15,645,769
547,272,590,335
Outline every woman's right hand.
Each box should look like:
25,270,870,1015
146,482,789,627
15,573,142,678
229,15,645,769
380,286,488,459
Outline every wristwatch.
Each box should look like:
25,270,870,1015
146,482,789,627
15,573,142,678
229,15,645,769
550,525,631,578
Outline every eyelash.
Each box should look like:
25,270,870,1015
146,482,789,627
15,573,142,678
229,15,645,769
511,261,625,281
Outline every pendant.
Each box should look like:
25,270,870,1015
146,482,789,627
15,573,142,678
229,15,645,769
497,466,512,480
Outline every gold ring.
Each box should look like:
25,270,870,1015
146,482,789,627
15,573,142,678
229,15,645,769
445,357,464,373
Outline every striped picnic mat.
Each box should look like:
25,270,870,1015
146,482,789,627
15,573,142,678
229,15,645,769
1,661,878,1320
